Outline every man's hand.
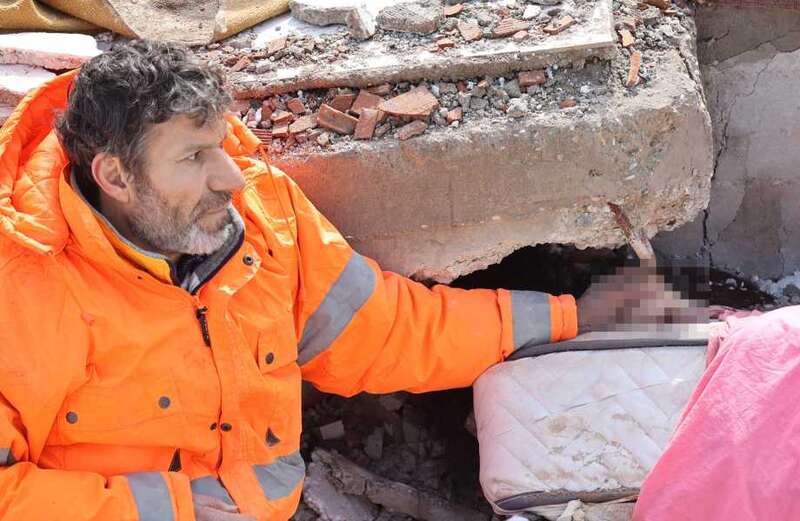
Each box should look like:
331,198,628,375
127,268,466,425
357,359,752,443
577,263,708,333
194,495,256,521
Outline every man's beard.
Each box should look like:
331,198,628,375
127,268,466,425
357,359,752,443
127,176,234,256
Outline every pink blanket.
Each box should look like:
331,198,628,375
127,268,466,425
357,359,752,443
633,306,800,520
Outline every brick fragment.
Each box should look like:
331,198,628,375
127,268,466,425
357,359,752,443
271,110,294,125
354,108,380,140
230,56,251,72
444,3,464,16
286,98,306,115
260,100,274,121
289,114,318,134
329,93,356,113
559,98,578,109
645,0,670,9
544,15,576,35
318,104,358,135
351,90,383,116
621,17,638,31
493,19,531,38
378,86,439,119
512,30,528,41
250,128,272,145
518,69,546,88
272,125,289,138
396,120,428,141
267,37,287,55
446,107,463,124
368,84,392,96
437,38,456,49
626,50,642,87
619,28,635,47
458,20,482,42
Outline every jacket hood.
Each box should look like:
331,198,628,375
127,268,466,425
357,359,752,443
0,69,263,257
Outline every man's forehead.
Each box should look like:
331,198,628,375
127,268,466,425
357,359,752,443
149,114,227,149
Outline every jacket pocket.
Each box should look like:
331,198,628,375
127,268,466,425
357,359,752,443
257,313,298,374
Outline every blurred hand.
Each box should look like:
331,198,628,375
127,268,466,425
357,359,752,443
194,495,256,521
576,263,708,333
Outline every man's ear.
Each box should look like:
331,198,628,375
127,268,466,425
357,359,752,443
91,153,133,204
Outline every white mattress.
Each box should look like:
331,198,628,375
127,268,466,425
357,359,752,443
474,330,709,515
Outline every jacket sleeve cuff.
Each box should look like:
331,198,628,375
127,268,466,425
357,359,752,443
548,294,578,342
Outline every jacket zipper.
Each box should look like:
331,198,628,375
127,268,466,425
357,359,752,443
195,302,212,347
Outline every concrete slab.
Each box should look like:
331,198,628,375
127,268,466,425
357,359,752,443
233,0,615,97
271,44,713,281
0,32,101,70
0,64,54,106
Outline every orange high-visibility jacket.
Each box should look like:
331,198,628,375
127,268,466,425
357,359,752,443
0,71,578,521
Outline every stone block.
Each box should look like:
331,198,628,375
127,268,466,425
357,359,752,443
0,32,101,70
0,64,54,105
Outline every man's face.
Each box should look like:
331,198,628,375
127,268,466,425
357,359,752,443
124,114,245,256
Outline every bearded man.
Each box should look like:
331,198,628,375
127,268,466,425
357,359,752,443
0,40,688,520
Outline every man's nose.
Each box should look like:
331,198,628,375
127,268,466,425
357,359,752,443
207,149,246,193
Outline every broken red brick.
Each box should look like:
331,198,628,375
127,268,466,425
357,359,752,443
272,125,289,138
518,69,546,88
626,50,642,87
544,15,576,35
645,0,670,9
559,98,578,109
367,83,392,96
443,3,464,16
354,108,380,140
329,93,356,113
378,86,439,119
437,38,456,49
250,128,272,145
286,98,306,115
260,100,273,121
271,109,294,125
351,90,384,116
289,114,317,134
231,99,250,116
396,120,428,141
458,20,483,42
619,28,635,47
318,104,358,135
446,106,463,124
230,56,251,73
493,18,531,38
223,54,240,67
267,37,287,55
512,30,528,41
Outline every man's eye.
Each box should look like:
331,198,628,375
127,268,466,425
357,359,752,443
185,152,199,161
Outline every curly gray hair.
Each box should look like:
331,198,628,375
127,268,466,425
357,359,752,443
57,39,232,201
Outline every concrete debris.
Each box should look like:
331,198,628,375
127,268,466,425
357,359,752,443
363,428,384,459
506,97,529,118
377,0,443,35
311,449,489,521
0,64,54,105
0,32,100,70
527,0,562,5
288,0,360,26
645,0,671,9
304,460,380,521
377,393,406,412
346,7,378,40
319,420,346,440
522,5,542,19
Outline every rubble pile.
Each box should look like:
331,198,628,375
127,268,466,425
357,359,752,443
198,0,693,159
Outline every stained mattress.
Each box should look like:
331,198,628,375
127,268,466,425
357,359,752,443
473,325,713,514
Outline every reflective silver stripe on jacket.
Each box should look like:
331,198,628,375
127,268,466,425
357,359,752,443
298,253,376,365
127,472,174,521
253,451,306,501
510,290,552,349
191,476,234,505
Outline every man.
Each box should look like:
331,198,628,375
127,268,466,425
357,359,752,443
0,40,688,520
